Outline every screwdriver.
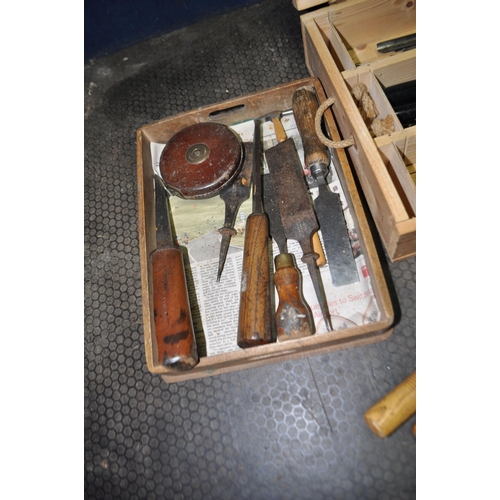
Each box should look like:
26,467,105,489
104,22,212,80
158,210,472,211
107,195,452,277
237,118,273,348
150,174,199,371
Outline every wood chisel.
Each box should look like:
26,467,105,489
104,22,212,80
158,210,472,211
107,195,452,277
265,115,333,332
150,174,199,371
292,87,359,288
237,118,273,348
263,173,314,341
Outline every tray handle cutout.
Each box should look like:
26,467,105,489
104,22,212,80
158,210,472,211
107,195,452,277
208,103,247,120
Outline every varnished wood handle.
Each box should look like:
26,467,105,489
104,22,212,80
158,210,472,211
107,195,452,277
364,371,416,438
237,213,273,348
312,232,326,267
151,246,199,371
274,253,314,341
292,88,330,170
272,117,288,143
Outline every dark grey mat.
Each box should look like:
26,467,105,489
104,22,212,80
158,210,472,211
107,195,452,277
84,1,416,498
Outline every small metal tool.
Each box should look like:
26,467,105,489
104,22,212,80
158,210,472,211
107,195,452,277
216,142,253,281
376,33,416,53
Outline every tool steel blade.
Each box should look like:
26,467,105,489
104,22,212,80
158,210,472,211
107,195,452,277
265,139,319,243
263,173,287,254
154,174,174,249
314,178,359,287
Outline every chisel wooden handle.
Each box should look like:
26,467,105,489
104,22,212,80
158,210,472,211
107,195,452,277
151,246,199,371
312,233,326,267
237,213,273,348
292,88,330,172
364,371,416,438
274,253,314,341
290,95,327,266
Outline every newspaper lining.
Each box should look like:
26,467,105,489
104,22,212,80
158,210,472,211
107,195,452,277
150,113,380,357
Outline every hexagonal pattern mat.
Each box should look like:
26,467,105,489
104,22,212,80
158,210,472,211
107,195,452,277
84,1,416,498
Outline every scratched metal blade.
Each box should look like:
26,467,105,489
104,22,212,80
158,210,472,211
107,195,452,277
315,178,359,287
154,174,174,249
217,142,253,281
263,173,287,254
265,139,319,243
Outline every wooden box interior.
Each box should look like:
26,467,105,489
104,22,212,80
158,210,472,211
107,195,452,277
137,77,394,382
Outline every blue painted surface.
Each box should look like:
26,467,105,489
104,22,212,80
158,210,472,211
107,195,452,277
85,0,263,62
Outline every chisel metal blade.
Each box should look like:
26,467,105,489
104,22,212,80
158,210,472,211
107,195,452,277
292,87,359,287
315,180,359,287
154,174,174,248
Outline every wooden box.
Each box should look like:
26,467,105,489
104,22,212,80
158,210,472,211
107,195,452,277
295,0,416,261
137,77,394,383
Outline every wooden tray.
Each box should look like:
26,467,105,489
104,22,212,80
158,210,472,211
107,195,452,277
296,0,416,261
137,77,394,382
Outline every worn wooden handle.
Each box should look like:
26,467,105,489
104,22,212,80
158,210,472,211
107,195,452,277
237,213,273,348
274,253,314,341
364,371,416,438
292,87,330,170
151,246,199,371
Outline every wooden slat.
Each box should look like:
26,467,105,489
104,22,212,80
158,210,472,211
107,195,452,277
378,142,416,217
389,218,416,262
292,0,330,11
